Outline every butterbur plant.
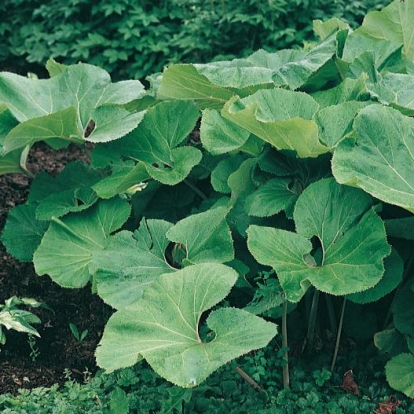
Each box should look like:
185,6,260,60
1,0,414,395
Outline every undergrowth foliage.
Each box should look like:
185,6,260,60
1,0,414,398
0,0,389,79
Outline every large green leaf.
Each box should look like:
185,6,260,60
247,226,314,302
200,109,250,155
332,105,414,213
0,64,145,151
316,101,370,148
374,328,408,357
0,64,145,123
385,216,414,240
222,89,328,158
92,162,150,199
1,204,49,261
272,33,338,90
311,76,370,108
353,0,414,61
27,162,101,220
392,280,414,336
0,105,30,175
91,219,174,309
0,147,30,176
347,249,403,304
193,48,305,91
80,106,146,143
210,155,247,194
144,147,202,186
368,73,414,114
166,206,234,266
247,179,390,302
226,158,258,235
313,18,349,41
194,57,274,90
386,353,414,398
245,178,298,218
3,107,80,153
342,35,404,79
115,100,201,185
96,263,277,387
157,64,234,109
33,198,130,288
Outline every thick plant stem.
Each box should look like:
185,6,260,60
302,289,320,353
331,297,346,372
183,179,208,200
325,294,337,337
282,299,290,389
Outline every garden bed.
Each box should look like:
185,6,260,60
0,143,109,395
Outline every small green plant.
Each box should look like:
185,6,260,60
313,369,332,387
0,296,47,348
69,323,89,344
27,334,40,362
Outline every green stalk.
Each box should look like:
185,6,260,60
183,179,208,200
302,289,320,353
282,299,290,389
325,294,337,337
331,297,346,372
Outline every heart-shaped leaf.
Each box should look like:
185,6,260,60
157,64,234,109
33,198,130,288
96,263,277,387
1,204,49,262
247,178,390,301
386,353,414,398
116,100,202,185
222,88,328,158
333,105,414,213
0,64,145,152
91,219,175,309
166,206,234,265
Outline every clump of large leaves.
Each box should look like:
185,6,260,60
0,62,146,175
90,206,234,309
109,100,202,185
2,0,414,396
247,178,390,302
96,263,277,387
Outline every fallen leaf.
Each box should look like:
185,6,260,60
11,374,22,386
374,396,401,414
340,369,360,396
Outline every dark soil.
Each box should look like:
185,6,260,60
0,143,110,395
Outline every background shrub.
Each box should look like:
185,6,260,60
1,0,390,80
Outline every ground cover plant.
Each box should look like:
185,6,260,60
2,0,414,410
1,346,413,413
0,0,390,80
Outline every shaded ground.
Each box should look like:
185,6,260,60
0,143,110,395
